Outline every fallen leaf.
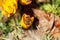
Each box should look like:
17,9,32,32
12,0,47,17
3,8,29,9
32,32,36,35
32,9,54,32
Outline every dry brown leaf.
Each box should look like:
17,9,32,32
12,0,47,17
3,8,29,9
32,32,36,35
50,17,60,40
52,32,60,40
32,9,54,32
6,33,14,40
22,30,44,40
54,18,60,30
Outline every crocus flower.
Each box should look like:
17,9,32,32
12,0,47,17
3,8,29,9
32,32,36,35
20,13,34,29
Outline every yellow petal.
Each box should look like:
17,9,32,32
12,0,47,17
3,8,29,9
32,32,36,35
20,13,34,29
19,0,32,5
2,0,17,17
